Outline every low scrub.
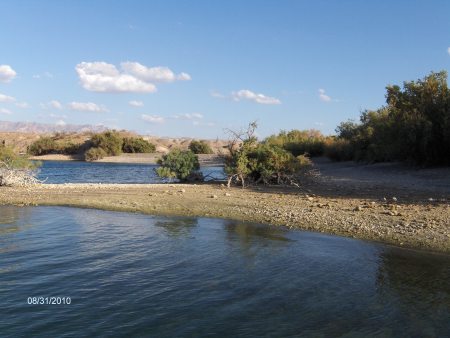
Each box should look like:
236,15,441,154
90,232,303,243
188,140,213,154
90,131,123,156
28,137,57,156
1,145,40,186
155,149,202,182
265,129,328,157
84,147,107,161
122,137,155,153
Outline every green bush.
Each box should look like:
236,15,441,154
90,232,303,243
265,129,327,157
28,137,57,156
90,131,123,156
156,149,201,181
58,142,82,155
84,147,107,161
225,122,313,187
188,140,213,154
1,145,37,169
324,138,354,162
122,137,156,153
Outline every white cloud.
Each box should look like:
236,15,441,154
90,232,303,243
15,102,30,109
68,101,108,113
129,100,144,107
55,119,66,126
75,61,190,93
231,89,281,105
49,100,63,110
318,88,331,102
121,62,191,83
193,121,215,127
141,114,165,124
448,47,450,55
40,100,64,110
0,93,15,102
76,62,157,93
0,108,12,115
33,71,53,79
49,113,68,119
173,113,203,120
0,65,17,83
210,90,225,99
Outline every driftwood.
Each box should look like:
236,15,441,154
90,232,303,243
0,161,41,187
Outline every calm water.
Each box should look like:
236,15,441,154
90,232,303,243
1,206,449,337
36,160,225,184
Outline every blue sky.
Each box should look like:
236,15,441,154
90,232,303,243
0,0,449,138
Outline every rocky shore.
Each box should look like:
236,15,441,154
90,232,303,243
0,179,449,254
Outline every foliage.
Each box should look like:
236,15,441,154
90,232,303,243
324,138,354,162
330,71,450,165
265,129,328,157
247,144,312,185
122,137,156,153
156,149,201,181
0,145,40,186
90,131,123,156
27,137,57,156
225,122,313,187
84,147,107,161
188,140,213,154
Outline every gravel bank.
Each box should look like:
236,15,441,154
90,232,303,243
0,181,449,254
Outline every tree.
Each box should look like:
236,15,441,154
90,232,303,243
188,140,213,154
155,149,202,182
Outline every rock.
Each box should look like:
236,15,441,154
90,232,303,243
392,197,397,202
225,193,231,197
307,197,314,202
353,206,362,212
210,195,218,199
179,189,186,193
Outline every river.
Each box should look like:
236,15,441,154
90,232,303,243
1,206,449,337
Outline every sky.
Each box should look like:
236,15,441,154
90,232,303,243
0,0,449,139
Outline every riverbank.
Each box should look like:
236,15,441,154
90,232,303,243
29,153,225,166
0,178,449,253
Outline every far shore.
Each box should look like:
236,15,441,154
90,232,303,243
1,158,449,254
29,153,225,166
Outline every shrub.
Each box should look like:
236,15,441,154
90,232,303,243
84,147,107,161
188,140,213,154
90,131,123,156
225,122,313,187
58,142,82,155
265,129,327,157
0,145,40,186
156,149,201,181
324,138,354,162
122,137,156,153
28,137,57,156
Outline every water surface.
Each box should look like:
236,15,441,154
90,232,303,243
36,160,224,184
0,206,449,337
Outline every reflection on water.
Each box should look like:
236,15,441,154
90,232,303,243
154,218,198,237
0,205,449,337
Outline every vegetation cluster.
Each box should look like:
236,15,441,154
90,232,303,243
28,131,156,162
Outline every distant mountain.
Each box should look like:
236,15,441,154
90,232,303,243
0,120,107,133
